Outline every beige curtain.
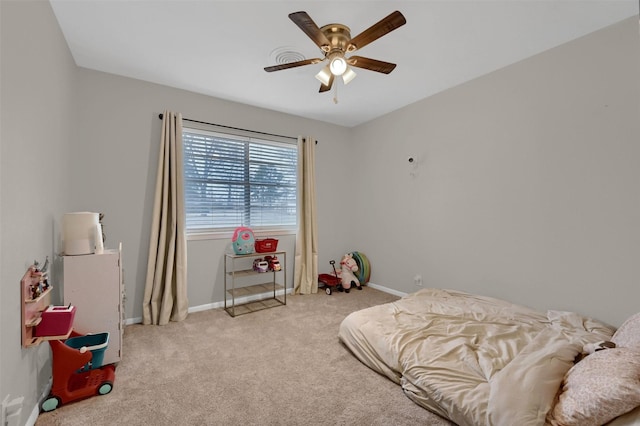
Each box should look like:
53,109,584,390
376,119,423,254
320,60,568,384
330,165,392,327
294,136,318,294
142,111,189,325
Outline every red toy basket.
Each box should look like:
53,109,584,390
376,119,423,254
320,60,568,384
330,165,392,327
255,238,278,253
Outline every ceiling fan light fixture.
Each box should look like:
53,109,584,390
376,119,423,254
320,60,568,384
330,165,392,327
329,54,347,76
342,67,357,85
315,64,332,86
267,11,406,95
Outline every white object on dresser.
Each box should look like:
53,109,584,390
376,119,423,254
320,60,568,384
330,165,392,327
62,243,123,365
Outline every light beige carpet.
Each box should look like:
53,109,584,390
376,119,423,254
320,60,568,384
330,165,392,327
36,287,454,426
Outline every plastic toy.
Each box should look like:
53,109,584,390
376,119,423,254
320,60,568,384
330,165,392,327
264,255,281,272
232,227,255,255
255,238,278,253
350,251,371,285
40,332,115,412
253,258,269,273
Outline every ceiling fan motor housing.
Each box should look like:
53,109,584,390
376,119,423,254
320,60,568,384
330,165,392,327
319,24,351,55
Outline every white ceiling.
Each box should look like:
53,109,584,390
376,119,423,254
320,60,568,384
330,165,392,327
49,1,638,128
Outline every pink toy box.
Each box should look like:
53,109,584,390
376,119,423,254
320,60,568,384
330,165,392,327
35,305,76,337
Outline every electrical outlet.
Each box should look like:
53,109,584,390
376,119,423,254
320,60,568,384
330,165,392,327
414,274,423,286
2,395,24,426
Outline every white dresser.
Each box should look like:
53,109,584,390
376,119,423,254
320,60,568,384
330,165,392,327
62,245,123,365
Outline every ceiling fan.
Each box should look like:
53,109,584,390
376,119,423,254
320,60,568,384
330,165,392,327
264,11,407,93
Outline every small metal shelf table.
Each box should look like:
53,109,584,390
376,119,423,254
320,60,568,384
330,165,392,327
224,251,286,317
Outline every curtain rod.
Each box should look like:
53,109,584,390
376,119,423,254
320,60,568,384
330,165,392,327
158,113,301,142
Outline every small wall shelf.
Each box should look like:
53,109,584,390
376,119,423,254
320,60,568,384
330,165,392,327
25,286,52,304
25,315,43,328
21,266,71,347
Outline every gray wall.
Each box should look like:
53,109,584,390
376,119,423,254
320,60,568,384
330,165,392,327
70,69,354,321
1,0,76,422
1,2,353,424
2,1,639,424
351,17,640,327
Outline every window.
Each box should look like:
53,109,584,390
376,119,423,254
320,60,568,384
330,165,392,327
182,127,297,234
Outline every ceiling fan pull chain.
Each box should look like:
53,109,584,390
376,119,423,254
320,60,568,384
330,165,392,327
333,82,339,104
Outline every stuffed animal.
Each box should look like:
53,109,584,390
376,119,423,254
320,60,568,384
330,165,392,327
574,340,616,363
337,253,362,293
584,340,616,354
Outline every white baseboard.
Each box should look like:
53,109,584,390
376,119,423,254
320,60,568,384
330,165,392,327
189,287,291,314
366,282,408,298
125,316,142,325
124,284,404,325
28,378,52,426
125,288,294,325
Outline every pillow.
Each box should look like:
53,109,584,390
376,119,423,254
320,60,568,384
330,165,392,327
612,312,640,349
547,347,640,426
607,405,640,426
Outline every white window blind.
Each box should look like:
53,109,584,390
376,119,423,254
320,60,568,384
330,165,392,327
183,127,297,233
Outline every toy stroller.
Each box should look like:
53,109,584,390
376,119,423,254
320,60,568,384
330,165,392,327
318,260,341,295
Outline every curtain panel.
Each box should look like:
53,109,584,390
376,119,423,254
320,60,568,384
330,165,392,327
142,110,189,325
294,136,318,294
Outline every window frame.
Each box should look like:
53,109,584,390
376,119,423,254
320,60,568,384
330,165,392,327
181,126,298,241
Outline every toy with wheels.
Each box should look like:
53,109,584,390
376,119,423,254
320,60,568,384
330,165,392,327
40,332,116,412
318,260,341,295
252,258,269,273
264,255,281,272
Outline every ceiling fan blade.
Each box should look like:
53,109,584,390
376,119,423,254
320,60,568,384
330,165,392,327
264,58,322,72
347,56,396,74
289,11,331,51
347,11,406,52
319,74,334,93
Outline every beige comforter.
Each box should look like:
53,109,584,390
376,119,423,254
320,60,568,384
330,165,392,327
338,288,614,426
